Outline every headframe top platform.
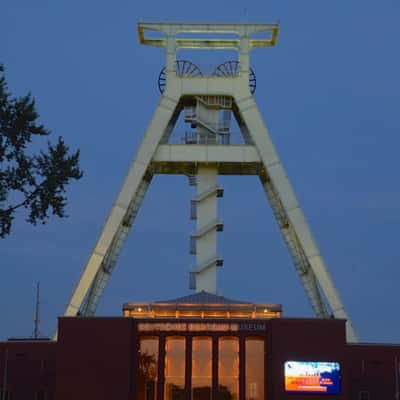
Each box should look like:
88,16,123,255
137,22,279,50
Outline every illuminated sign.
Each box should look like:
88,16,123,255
138,322,239,332
239,322,266,331
284,361,341,394
137,321,267,332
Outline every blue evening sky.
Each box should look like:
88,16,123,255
1,0,399,343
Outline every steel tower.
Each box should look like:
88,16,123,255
62,22,358,342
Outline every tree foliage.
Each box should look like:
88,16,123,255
0,64,83,238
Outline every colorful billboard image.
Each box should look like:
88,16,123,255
284,361,341,394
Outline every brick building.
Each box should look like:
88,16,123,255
1,292,399,400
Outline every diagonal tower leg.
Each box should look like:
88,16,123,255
236,95,358,342
260,173,328,318
62,95,179,320
81,173,152,316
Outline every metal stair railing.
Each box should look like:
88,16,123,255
196,95,233,109
193,255,224,274
194,185,224,202
191,219,224,238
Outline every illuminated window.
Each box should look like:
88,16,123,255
137,337,159,400
165,336,186,400
359,391,370,400
0,390,11,400
218,337,239,400
192,337,212,400
245,338,265,400
35,390,48,400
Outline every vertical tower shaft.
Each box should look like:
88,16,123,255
194,166,219,293
188,98,225,293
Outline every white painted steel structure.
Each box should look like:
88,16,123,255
62,22,358,342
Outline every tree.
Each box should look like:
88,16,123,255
0,64,83,238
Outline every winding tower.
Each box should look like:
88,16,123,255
63,22,357,342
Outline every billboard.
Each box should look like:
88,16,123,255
284,361,341,394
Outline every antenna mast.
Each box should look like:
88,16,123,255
33,281,40,339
